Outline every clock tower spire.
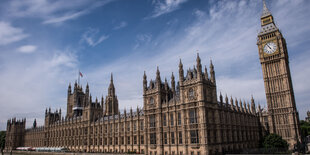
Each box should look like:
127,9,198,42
257,0,301,148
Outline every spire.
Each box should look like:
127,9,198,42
164,78,168,90
68,83,72,93
251,95,256,114
108,73,115,96
171,72,175,93
110,73,113,83
33,119,37,128
225,94,228,104
101,95,104,107
261,0,271,18
156,66,161,83
74,80,78,90
86,82,89,91
230,96,234,110
219,92,223,103
204,66,209,80
179,59,184,82
210,59,216,84
143,71,147,92
196,53,202,76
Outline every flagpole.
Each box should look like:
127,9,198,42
78,69,80,86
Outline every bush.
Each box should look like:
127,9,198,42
0,131,5,150
263,133,288,150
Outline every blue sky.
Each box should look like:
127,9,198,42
0,0,310,130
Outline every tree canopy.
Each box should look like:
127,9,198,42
263,133,288,150
0,131,5,150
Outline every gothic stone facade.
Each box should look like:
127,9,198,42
5,56,261,155
5,1,301,154
257,1,301,148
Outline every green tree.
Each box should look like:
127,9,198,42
0,131,5,150
300,120,310,137
263,133,288,150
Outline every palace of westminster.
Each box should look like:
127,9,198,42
5,1,302,155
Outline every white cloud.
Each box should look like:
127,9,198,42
0,21,28,45
43,11,87,24
6,0,114,24
113,21,128,30
134,34,152,49
83,0,310,121
17,45,37,53
81,28,109,47
149,0,188,18
0,48,78,129
1,0,310,130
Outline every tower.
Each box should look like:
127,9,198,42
257,0,301,148
104,73,119,116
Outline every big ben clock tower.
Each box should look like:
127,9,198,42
257,0,301,148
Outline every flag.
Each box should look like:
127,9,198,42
79,71,83,77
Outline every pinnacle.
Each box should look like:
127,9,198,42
262,0,271,18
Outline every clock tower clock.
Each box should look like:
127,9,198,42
257,0,301,148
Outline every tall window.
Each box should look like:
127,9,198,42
178,112,181,125
171,132,175,144
170,113,174,126
115,137,118,145
179,131,182,144
127,123,130,131
150,115,156,128
127,136,130,144
189,109,197,124
134,122,137,131
190,130,199,144
141,135,144,144
121,137,124,145
164,132,167,144
163,114,167,126
150,133,156,144
150,97,155,104
134,136,137,144
140,121,144,130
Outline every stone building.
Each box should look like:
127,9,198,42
256,0,301,148
5,1,301,154
5,55,261,155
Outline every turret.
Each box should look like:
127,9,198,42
33,119,37,128
68,83,72,94
196,53,202,80
243,100,247,113
230,96,234,110
210,60,216,85
143,71,147,93
225,94,228,106
101,95,104,109
164,78,168,91
239,99,243,112
179,59,184,83
74,81,78,91
235,98,239,111
219,92,223,104
171,72,175,94
156,67,161,88
86,83,89,94
204,66,209,80
251,96,256,114
108,73,115,96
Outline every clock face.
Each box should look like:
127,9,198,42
263,42,277,54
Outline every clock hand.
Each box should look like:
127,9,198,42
267,44,272,50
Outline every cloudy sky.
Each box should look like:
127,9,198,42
0,0,309,130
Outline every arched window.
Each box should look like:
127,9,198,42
150,97,155,105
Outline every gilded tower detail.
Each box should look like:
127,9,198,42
257,1,301,148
